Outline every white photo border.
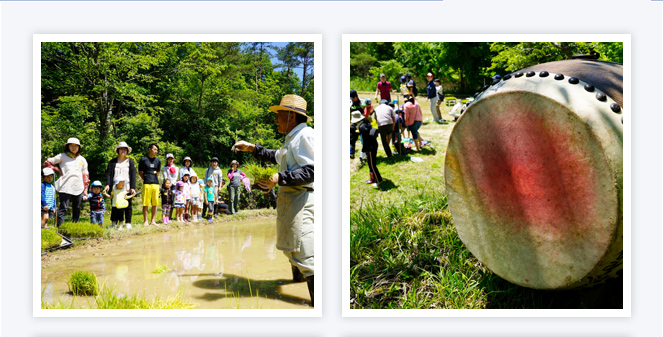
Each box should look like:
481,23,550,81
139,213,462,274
342,34,631,318
34,33,322,318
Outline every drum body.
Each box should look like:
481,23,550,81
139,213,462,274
444,60,623,289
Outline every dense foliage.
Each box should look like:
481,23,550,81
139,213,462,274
350,42,623,95
41,42,315,180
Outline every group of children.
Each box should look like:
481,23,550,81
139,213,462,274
160,174,217,224
40,157,247,229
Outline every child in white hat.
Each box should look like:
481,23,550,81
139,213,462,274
41,168,57,229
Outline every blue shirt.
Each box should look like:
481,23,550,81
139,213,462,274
41,182,56,209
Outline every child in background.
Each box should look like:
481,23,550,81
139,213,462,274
174,181,186,222
160,179,174,225
204,177,216,223
107,178,135,230
181,172,192,222
87,181,106,226
189,175,201,223
227,160,246,215
41,168,57,229
362,98,374,123
392,109,406,155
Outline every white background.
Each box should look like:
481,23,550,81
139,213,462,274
2,1,661,336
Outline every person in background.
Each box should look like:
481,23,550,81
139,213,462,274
373,99,396,158
392,109,406,156
434,79,445,123
189,175,202,223
406,73,418,97
374,73,392,102
104,142,136,226
43,137,89,227
350,106,363,160
160,179,174,225
138,143,161,226
41,168,57,229
174,181,186,222
181,172,192,222
203,157,224,219
357,110,382,188
87,180,106,226
404,94,424,151
108,178,135,230
227,160,246,215
362,98,374,123
179,156,196,179
426,73,442,123
203,177,216,223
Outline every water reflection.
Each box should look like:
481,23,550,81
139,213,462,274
41,217,310,309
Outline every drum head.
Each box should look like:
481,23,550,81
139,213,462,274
445,64,623,289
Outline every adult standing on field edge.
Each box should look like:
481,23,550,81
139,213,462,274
139,143,161,226
104,141,137,226
375,73,392,102
232,94,315,306
43,137,90,227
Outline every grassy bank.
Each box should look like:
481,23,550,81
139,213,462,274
349,99,622,309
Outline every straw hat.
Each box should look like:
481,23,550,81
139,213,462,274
114,141,132,154
268,94,311,121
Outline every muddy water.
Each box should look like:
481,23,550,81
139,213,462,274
41,217,312,309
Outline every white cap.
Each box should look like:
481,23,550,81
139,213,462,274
42,168,55,176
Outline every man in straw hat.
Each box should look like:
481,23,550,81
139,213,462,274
232,94,315,306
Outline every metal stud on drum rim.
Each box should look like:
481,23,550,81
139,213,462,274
444,60,623,289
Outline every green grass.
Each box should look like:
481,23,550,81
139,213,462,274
66,270,99,296
59,222,104,238
349,108,622,309
41,228,62,250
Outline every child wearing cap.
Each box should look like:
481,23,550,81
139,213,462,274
227,160,246,215
203,177,216,223
362,98,374,124
160,179,174,225
188,175,202,223
41,168,57,229
87,181,106,226
174,181,186,222
108,178,136,230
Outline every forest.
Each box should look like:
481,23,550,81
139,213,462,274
350,42,623,94
41,42,314,178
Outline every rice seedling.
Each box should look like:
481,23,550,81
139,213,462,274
242,161,278,182
59,222,104,238
154,264,170,274
66,270,99,296
41,228,62,250
95,287,195,309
